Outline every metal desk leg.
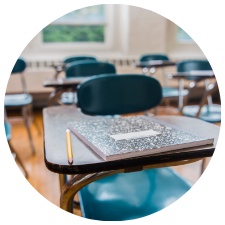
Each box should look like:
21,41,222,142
22,106,35,155
162,67,169,88
205,79,213,105
178,79,184,111
59,174,67,192
60,170,123,213
48,88,68,106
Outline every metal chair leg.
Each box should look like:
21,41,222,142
60,170,123,213
9,141,28,178
28,104,41,136
154,107,158,115
201,158,208,175
22,106,35,155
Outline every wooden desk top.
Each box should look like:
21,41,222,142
43,106,220,174
132,61,176,68
43,77,92,88
168,72,215,80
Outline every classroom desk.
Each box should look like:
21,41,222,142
43,105,219,213
132,61,176,69
167,70,215,111
43,77,91,106
132,60,176,76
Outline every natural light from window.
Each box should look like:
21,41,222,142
42,5,105,43
177,27,193,42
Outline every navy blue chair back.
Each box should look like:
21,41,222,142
77,74,162,115
65,61,116,78
64,56,97,64
177,60,212,80
140,54,169,62
11,58,26,74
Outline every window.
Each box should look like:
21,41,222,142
42,5,105,43
177,27,193,42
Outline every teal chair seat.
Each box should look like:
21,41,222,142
61,92,77,105
182,104,221,123
4,122,12,141
163,87,188,98
79,167,192,221
4,93,33,106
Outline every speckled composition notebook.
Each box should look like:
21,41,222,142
67,116,214,161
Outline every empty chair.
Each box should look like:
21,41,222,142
64,56,97,64
4,109,28,178
76,74,192,221
140,54,169,62
140,54,188,107
4,58,40,155
65,60,116,78
53,56,97,79
178,60,220,123
61,61,116,104
177,60,212,78
140,54,169,74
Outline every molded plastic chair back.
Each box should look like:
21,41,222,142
11,58,26,74
77,74,162,115
177,60,212,80
140,54,169,62
66,61,116,78
64,56,97,64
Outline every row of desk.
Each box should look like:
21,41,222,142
42,60,220,215
44,63,216,112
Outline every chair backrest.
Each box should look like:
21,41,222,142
11,58,26,74
77,74,162,115
177,60,212,72
177,60,212,80
140,54,169,62
65,61,116,78
10,58,28,93
64,56,97,64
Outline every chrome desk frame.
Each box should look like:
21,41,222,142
60,158,202,212
168,72,216,111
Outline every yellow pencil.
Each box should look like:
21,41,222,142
66,129,73,164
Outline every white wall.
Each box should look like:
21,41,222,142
20,4,206,62
6,5,208,99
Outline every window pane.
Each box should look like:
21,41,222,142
43,25,104,42
177,27,193,42
53,5,105,24
42,5,105,43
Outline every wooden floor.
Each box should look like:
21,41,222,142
6,105,220,216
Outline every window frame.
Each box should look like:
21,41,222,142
39,4,114,51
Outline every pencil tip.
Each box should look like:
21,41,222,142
68,157,73,164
